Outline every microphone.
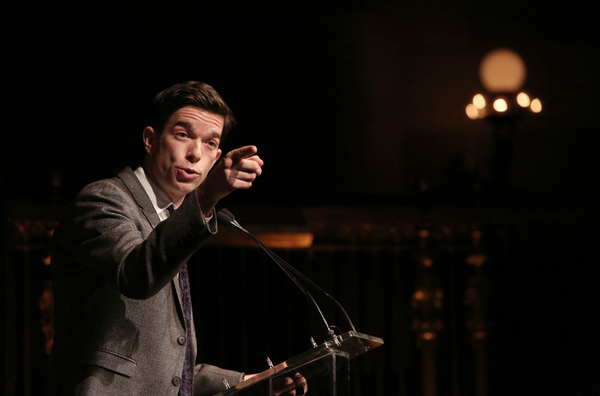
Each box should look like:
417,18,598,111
217,208,356,341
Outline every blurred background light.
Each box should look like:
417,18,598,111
516,92,531,107
479,48,527,93
493,98,508,112
473,94,487,109
530,98,543,113
466,48,542,119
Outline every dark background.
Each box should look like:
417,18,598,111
2,1,600,395
3,0,599,205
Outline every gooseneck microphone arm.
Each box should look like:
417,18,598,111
217,209,335,339
217,209,356,340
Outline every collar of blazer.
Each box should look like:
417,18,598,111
118,167,162,229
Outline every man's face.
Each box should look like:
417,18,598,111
143,106,223,205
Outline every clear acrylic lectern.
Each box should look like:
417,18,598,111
213,331,383,396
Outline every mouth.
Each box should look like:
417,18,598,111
181,168,198,175
176,167,200,181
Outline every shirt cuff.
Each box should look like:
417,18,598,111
204,209,218,234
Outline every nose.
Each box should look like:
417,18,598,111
186,140,202,163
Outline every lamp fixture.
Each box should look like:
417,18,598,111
466,48,542,120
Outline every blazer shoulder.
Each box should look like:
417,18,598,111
77,170,134,205
62,167,158,228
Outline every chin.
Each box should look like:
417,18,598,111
177,184,200,196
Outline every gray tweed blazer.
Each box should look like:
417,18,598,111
45,167,243,396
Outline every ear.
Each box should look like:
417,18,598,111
143,126,156,154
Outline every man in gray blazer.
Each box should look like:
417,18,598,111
46,81,264,396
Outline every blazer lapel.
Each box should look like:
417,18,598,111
117,167,162,228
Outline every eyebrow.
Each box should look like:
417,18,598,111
173,121,193,130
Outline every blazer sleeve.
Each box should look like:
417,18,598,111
193,364,245,396
52,177,217,299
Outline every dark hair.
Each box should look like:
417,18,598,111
151,81,235,139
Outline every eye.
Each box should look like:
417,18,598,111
175,131,188,139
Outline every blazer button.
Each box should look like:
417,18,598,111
178,336,187,345
172,376,182,386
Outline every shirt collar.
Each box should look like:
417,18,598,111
134,166,174,218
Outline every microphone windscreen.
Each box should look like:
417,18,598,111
216,209,234,226
220,208,235,221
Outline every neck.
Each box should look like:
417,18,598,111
142,160,183,208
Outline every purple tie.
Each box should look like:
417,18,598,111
168,205,193,396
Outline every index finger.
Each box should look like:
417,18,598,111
228,145,258,161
